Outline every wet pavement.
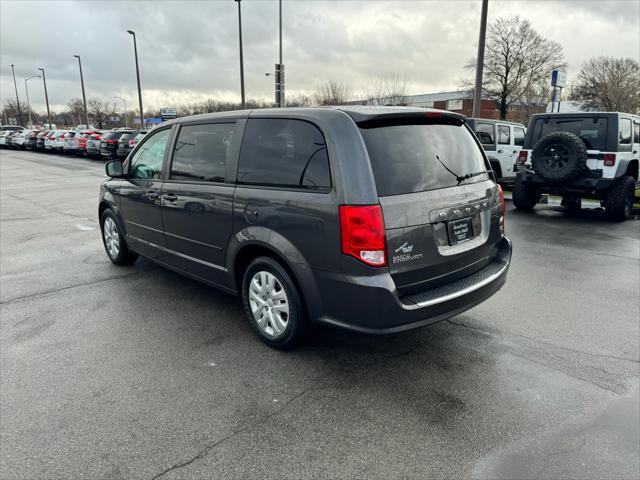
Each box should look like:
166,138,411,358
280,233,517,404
1,149,639,479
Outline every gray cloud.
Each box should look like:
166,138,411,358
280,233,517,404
1,0,638,114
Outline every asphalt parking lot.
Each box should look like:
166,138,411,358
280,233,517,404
1,149,639,480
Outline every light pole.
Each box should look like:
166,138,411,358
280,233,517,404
73,55,90,127
472,0,489,118
275,0,285,107
37,68,52,128
10,64,23,125
127,30,144,128
235,0,246,109
114,96,127,127
24,75,40,127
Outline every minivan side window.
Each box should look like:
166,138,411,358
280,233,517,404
497,125,510,145
475,123,494,146
129,128,171,180
170,123,236,183
634,123,640,144
619,119,632,145
514,127,525,146
237,118,331,189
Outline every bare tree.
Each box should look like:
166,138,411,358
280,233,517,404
284,94,313,107
569,57,640,113
363,73,408,106
313,81,353,105
66,98,85,126
87,98,113,129
466,16,566,119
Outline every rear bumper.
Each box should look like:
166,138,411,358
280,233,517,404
519,171,615,193
314,236,512,334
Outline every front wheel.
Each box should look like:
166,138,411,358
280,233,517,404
100,209,138,265
241,256,306,349
512,176,540,211
605,176,635,222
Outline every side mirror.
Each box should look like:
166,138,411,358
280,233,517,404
105,160,124,178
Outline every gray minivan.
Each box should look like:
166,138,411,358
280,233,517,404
99,107,512,348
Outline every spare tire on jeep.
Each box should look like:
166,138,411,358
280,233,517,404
531,131,588,183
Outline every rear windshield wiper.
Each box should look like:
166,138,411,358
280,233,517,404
456,170,491,185
435,155,490,185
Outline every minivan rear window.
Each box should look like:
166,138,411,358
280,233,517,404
103,132,124,140
532,117,608,150
359,121,488,197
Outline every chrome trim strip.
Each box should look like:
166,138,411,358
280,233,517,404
128,236,227,272
163,230,223,251
126,220,164,234
414,261,508,307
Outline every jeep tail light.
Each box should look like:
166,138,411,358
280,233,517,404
517,150,528,165
497,184,505,232
339,205,387,267
603,153,616,167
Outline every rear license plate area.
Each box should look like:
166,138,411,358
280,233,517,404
447,217,474,245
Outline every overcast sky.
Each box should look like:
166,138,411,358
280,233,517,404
1,0,638,113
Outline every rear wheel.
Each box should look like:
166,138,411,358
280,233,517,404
512,176,540,211
241,256,306,349
605,176,635,222
100,209,138,265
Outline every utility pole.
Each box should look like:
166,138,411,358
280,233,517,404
10,64,23,125
24,75,40,127
73,55,90,127
472,0,489,118
127,30,144,128
275,0,285,107
37,68,52,128
235,0,246,109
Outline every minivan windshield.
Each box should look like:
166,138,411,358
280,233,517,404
359,121,488,196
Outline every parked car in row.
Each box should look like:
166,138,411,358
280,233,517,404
99,107,511,348
116,130,146,159
101,129,134,159
466,118,526,187
513,112,640,221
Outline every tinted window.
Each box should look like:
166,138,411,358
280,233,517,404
237,119,331,189
497,125,510,145
534,117,608,150
634,123,640,144
475,123,494,145
129,128,171,180
514,127,525,146
170,123,236,183
103,132,124,141
119,133,133,142
360,122,488,197
619,119,632,145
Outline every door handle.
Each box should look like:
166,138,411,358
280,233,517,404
497,149,503,153
163,193,178,202
512,150,518,154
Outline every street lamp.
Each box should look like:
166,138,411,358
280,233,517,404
10,64,23,125
276,0,285,108
235,0,246,109
472,0,489,118
24,75,41,127
114,96,127,128
127,30,144,128
73,55,90,127
37,68,52,128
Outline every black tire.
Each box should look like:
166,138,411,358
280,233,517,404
605,176,635,222
241,256,306,349
100,208,138,265
531,131,588,183
512,176,540,211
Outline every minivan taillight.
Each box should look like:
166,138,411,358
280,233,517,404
339,205,387,267
517,150,529,165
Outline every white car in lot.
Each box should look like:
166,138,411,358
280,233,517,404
0,131,10,147
10,131,27,148
466,118,526,186
49,130,68,151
